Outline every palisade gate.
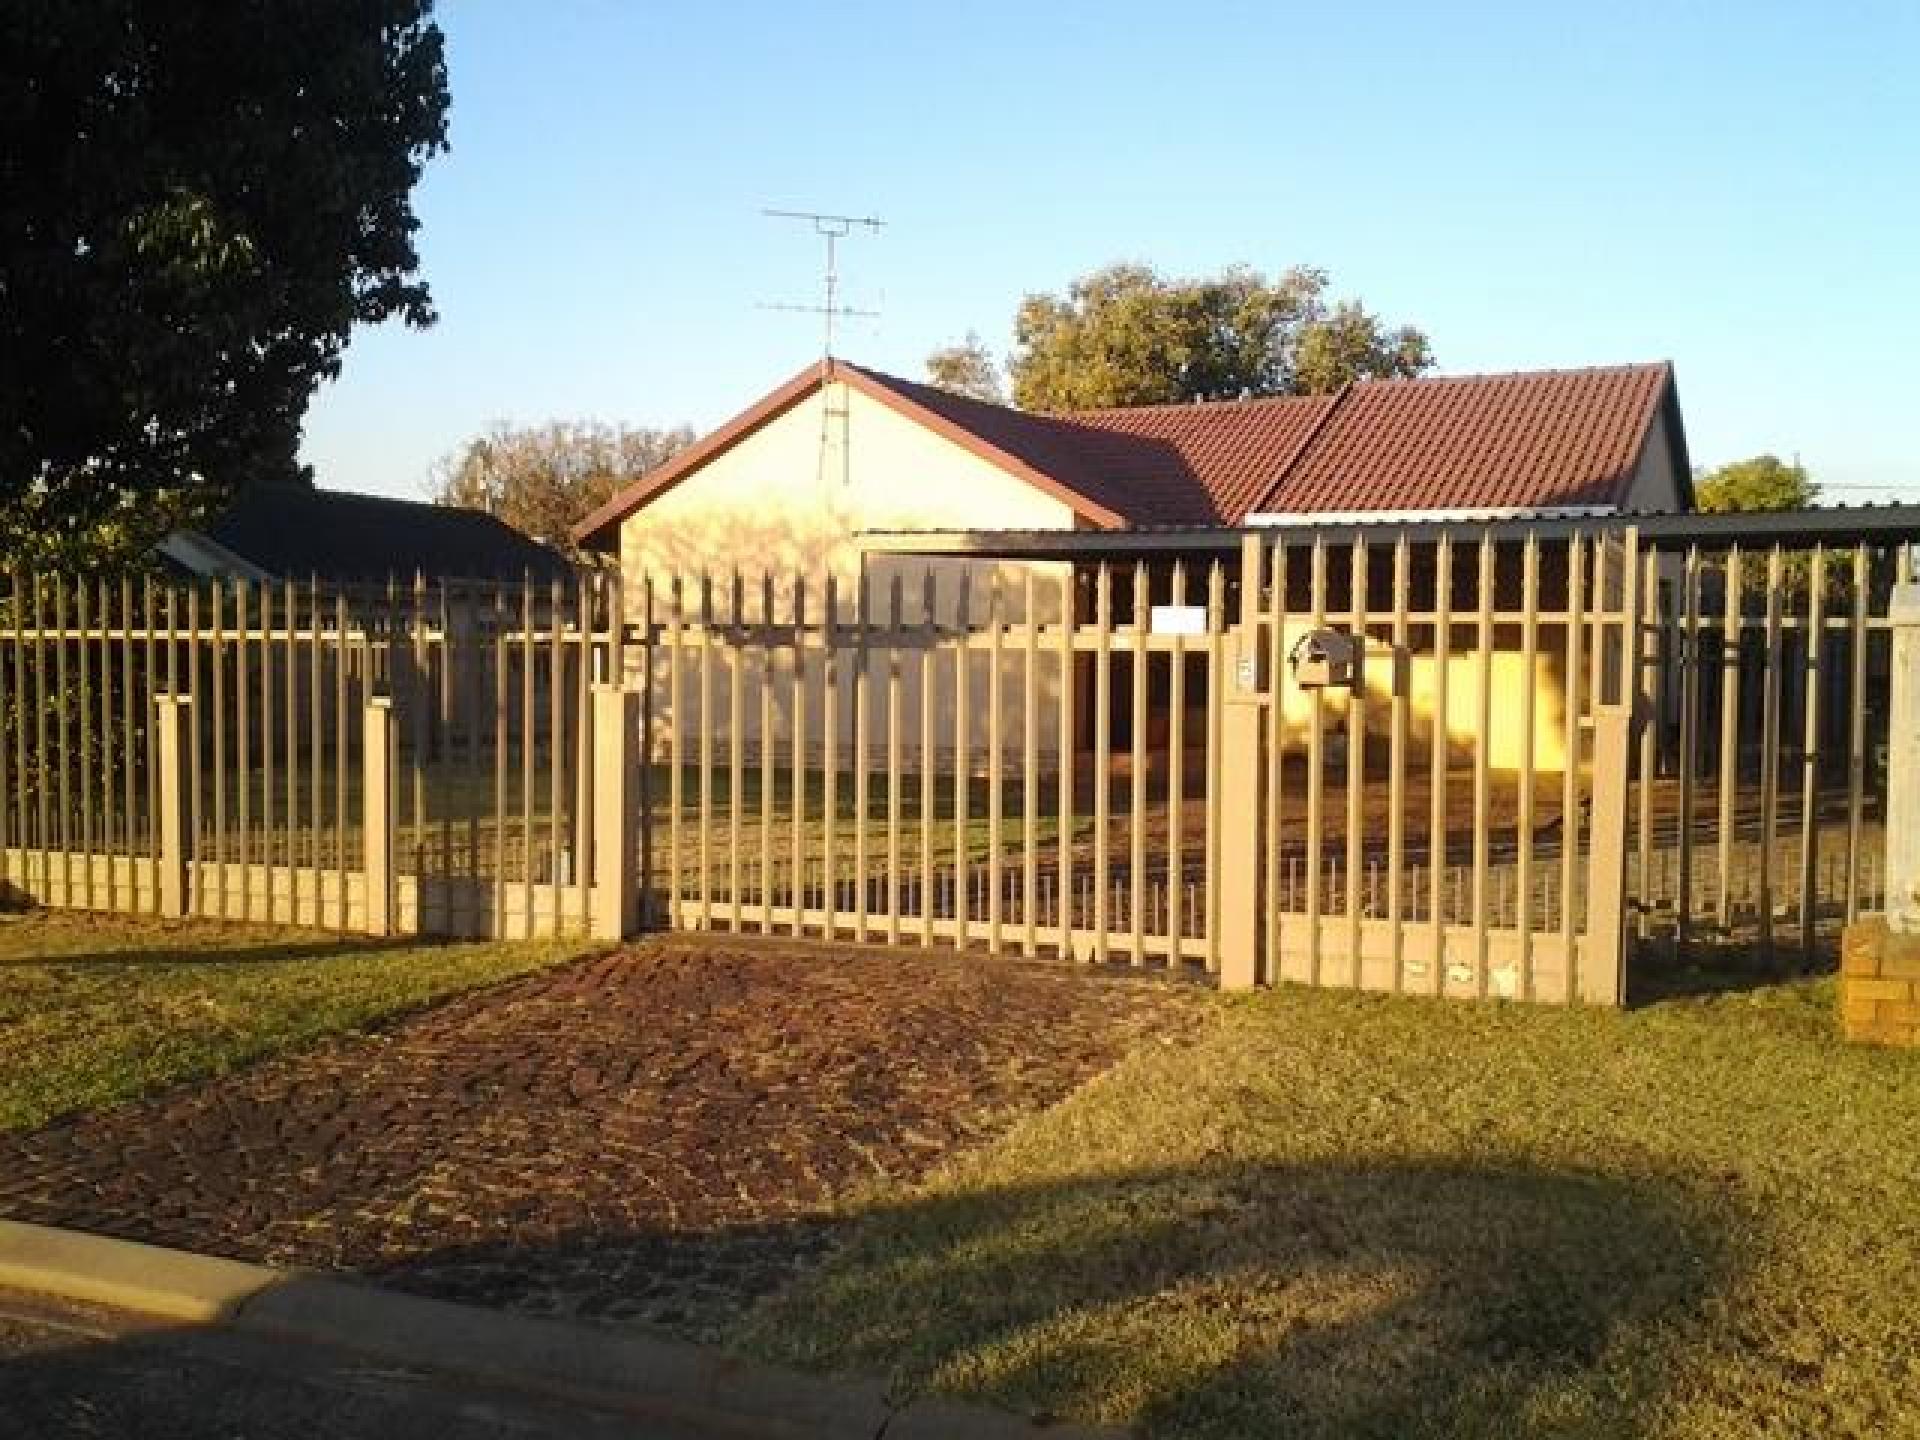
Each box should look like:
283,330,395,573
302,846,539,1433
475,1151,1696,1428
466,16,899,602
0,519,1898,1006
629,528,1642,1003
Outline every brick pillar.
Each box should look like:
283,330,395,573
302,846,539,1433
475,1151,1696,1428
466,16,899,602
1840,919,1920,1047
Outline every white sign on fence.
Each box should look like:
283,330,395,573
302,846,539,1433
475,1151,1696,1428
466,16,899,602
1150,604,1208,637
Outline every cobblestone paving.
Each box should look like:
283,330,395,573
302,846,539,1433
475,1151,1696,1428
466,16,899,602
0,937,1199,1338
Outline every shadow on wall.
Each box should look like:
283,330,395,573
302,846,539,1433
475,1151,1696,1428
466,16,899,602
234,1156,1745,1440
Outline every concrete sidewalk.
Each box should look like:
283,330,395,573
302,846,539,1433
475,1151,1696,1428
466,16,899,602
0,1220,1114,1440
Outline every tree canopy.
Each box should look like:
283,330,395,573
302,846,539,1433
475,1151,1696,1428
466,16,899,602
1693,454,1818,513
925,332,1004,403
1009,263,1432,412
0,0,451,568
431,420,695,557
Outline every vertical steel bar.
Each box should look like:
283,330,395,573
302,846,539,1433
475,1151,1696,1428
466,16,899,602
952,573,972,946
1264,542,1289,982
984,574,1005,953
665,578,683,928
760,575,776,930
1345,540,1369,983
121,578,136,864
1428,537,1453,989
1845,544,1869,922
1717,549,1742,932
714,572,725,925
259,583,276,902
1676,545,1701,954
1129,562,1149,965
520,579,536,936
822,575,839,936
1091,565,1111,963
284,580,298,919
1387,536,1411,983
1168,560,1188,963
887,574,904,946
335,589,350,929
1021,570,1039,957
1635,548,1659,941
1204,561,1225,973
79,579,95,907
1757,546,1785,954
548,577,565,932
1304,538,1327,983
790,576,807,935
235,580,251,918
1470,537,1495,996
35,578,51,893
1517,536,1540,997
854,573,872,940
1057,570,1077,958
920,571,937,947
1799,546,1826,957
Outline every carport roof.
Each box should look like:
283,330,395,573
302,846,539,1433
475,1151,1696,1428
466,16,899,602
856,504,1920,559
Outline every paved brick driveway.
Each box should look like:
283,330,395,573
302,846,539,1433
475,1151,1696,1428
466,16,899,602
0,937,1197,1337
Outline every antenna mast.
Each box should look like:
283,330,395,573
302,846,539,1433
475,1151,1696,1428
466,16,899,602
760,208,885,491
759,208,885,358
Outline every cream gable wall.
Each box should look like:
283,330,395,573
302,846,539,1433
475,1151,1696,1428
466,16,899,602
616,378,1077,760
617,380,1076,589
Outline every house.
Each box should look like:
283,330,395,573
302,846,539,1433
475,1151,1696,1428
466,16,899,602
573,358,1692,771
162,482,572,583
574,356,1689,569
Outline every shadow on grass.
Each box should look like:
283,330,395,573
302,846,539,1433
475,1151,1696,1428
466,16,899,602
0,927,428,971
1627,933,1835,1006
331,1157,1738,1440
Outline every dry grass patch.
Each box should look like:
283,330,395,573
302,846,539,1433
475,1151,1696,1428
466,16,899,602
739,974,1920,1438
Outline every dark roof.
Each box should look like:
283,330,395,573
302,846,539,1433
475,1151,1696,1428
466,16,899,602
199,486,571,581
574,357,1688,548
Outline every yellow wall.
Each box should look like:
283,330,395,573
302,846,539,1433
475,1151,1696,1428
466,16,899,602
1272,625,1572,773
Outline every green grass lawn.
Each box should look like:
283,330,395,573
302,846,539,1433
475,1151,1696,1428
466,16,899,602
0,909,595,1132
738,970,1920,1439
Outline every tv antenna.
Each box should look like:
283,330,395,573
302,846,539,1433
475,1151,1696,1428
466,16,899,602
758,208,885,358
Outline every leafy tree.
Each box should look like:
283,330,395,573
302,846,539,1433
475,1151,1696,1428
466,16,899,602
0,0,451,569
431,421,695,556
1693,455,1818,513
925,332,1005,403
1009,263,1432,411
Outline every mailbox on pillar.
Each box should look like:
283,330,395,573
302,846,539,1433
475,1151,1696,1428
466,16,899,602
1289,628,1359,690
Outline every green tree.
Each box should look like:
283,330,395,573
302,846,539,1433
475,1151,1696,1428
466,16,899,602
0,0,451,569
431,420,695,557
1009,263,1431,411
1693,455,1818,513
925,332,1004,403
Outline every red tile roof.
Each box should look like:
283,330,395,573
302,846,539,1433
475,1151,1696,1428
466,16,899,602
846,368,1322,526
573,357,1685,548
1259,363,1675,516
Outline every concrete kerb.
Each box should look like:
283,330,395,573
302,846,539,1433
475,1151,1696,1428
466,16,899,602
0,1220,1119,1440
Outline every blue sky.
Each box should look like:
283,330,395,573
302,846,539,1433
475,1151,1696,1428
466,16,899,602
301,0,1920,503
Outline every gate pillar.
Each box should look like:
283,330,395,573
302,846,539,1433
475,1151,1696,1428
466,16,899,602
591,683,640,940
1218,534,1269,991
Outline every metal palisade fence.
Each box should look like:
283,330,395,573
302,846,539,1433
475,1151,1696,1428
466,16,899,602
0,571,621,938
0,524,1900,1004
